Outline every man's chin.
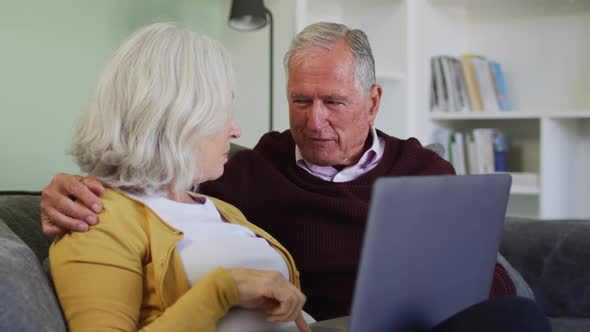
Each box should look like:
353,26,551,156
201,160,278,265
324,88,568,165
300,152,337,167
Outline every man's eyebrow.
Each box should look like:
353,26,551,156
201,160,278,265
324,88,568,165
289,93,349,100
323,94,348,101
290,93,310,99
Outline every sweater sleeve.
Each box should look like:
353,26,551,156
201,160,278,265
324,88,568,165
49,206,239,332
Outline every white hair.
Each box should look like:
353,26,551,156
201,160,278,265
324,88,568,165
71,22,235,195
283,22,376,96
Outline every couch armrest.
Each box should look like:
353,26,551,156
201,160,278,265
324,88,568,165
0,193,51,262
0,217,66,331
500,219,590,318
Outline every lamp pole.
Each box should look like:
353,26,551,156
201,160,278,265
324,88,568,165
266,8,273,132
227,0,273,132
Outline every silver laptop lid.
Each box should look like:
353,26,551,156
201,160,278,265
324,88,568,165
349,174,511,332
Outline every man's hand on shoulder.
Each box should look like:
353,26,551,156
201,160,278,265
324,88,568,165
40,173,105,236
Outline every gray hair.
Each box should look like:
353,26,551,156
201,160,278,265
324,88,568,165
71,22,235,195
283,22,376,96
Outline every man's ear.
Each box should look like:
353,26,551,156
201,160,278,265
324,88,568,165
368,84,382,126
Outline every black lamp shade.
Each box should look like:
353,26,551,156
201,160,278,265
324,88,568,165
228,0,268,31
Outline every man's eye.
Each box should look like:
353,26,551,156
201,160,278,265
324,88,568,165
326,100,343,106
293,100,310,105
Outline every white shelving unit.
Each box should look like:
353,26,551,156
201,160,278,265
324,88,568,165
295,0,590,219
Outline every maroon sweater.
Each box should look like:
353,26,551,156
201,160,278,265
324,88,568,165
200,130,515,320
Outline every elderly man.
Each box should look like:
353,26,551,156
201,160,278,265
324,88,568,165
42,22,549,331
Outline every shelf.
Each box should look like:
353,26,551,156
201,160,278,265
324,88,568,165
511,186,540,196
548,111,590,119
430,110,590,121
430,111,543,120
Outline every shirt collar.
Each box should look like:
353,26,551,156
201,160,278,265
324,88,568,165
295,127,382,176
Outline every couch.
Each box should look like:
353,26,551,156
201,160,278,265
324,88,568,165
1,193,590,331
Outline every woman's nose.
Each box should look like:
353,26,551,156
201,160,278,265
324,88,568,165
229,120,241,139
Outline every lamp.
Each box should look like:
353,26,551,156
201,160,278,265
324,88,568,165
228,0,274,132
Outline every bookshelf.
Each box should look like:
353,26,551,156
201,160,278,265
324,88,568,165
295,0,590,219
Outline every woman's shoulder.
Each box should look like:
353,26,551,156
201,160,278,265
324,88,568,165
53,188,151,248
98,189,152,231
50,188,150,269
101,188,145,210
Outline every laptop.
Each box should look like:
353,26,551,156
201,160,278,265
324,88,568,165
275,174,511,332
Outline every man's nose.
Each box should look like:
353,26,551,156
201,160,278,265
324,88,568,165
307,101,328,130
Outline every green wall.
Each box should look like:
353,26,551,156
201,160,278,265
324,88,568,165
0,0,225,190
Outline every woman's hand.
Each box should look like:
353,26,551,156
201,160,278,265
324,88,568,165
227,268,310,332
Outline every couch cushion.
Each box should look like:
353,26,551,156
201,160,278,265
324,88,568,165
0,193,51,261
501,220,590,318
0,217,66,332
550,318,590,332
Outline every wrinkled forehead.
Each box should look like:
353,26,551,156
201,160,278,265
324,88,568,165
288,47,356,86
289,41,354,69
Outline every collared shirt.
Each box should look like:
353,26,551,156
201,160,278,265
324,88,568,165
295,127,385,182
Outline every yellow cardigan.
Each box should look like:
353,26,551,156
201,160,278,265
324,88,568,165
50,189,300,332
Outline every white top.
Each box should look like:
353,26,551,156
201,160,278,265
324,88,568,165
295,126,386,182
126,192,292,332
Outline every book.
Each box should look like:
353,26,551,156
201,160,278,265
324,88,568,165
434,57,447,112
453,58,470,113
431,128,453,162
473,128,496,174
471,57,500,112
466,132,479,175
451,132,467,175
493,131,509,172
489,61,512,111
460,54,484,112
441,56,459,112
430,57,439,112
437,56,454,112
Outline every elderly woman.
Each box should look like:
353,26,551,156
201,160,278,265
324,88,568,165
49,23,309,332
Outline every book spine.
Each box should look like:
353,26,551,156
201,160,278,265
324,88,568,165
472,57,500,112
493,131,509,172
460,55,483,112
473,128,496,174
440,57,456,112
435,56,448,112
453,58,470,113
430,57,439,112
489,61,512,111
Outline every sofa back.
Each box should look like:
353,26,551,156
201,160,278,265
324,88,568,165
501,218,590,318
